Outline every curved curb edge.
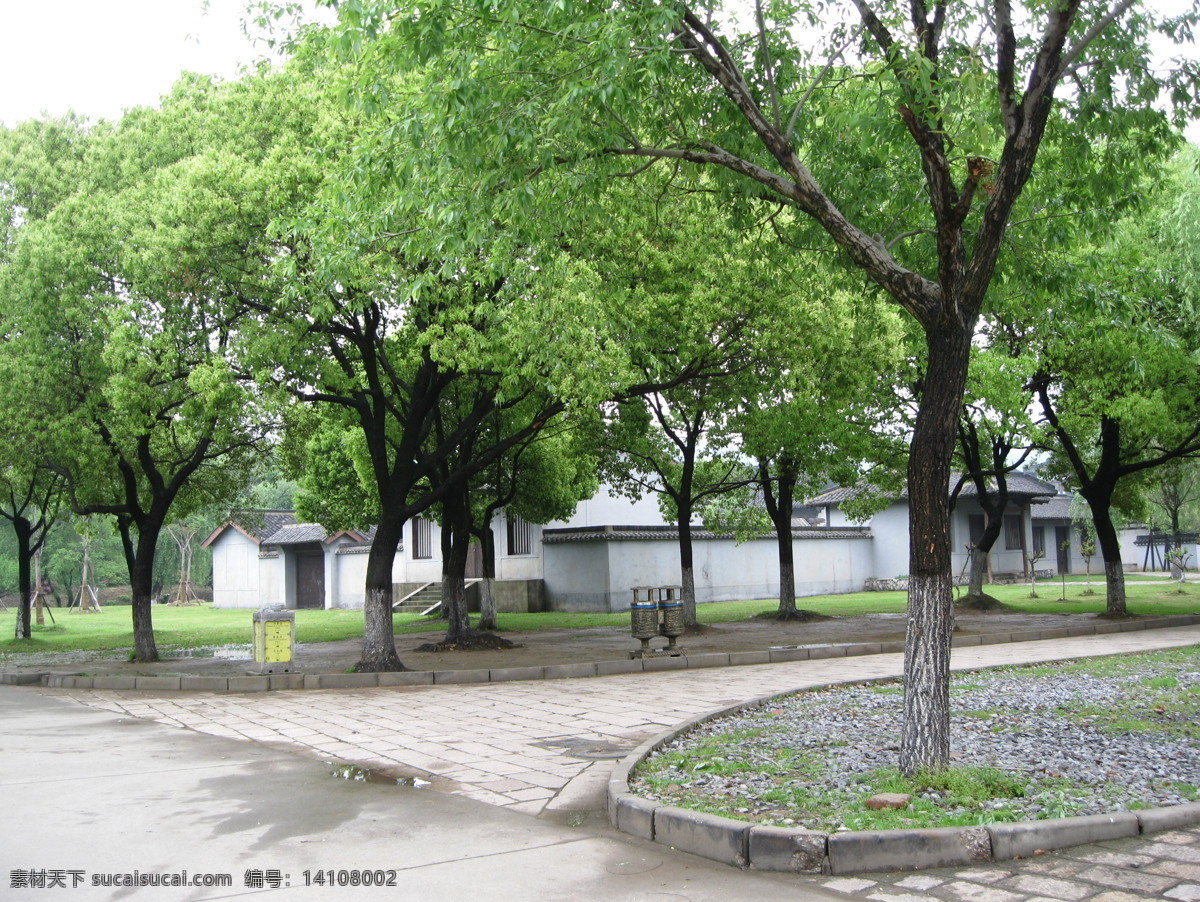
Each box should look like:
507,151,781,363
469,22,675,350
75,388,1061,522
606,677,1200,876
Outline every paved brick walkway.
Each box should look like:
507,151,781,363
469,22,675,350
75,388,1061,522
45,625,1200,900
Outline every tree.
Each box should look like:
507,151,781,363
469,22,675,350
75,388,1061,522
1145,459,1200,561
0,83,276,661
953,347,1041,605
735,288,905,619
466,413,597,632
0,467,61,638
1011,152,1200,616
317,0,1197,772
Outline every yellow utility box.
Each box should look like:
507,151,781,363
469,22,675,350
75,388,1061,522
252,608,295,673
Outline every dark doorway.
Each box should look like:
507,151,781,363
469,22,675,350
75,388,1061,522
295,552,325,609
1055,526,1071,575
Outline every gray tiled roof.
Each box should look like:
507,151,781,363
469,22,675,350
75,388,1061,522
261,523,332,545
808,472,1056,507
541,525,872,543
1032,494,1076,520
217,510,296,542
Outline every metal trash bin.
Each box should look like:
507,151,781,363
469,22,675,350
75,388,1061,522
658,593,685,651
252,607,295,674
630,587,659,656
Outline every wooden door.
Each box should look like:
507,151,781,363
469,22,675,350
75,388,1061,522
295,553,325,609
1055,526,1071,575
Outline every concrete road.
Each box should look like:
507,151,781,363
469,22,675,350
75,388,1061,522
0,687,844,901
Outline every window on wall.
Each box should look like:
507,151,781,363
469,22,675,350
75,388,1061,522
506,514,532,556
1032,526,1046,557
412,517,432,559
1005,514,1023,550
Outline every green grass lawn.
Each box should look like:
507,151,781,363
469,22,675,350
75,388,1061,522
1,579,1196,657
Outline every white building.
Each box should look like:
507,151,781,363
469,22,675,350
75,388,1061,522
206,475,1103,613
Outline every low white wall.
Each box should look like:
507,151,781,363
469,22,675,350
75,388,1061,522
542,530,874,612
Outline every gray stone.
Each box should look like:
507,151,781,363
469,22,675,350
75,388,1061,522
133,676,182,691
807,645,848,660
614,794,657,840
727,651,771,666
988,812,1139,861
430,670,486,685
543,662,598,680
1002,874,1095,900
377,671,434,686
318,673,379,689
226,676,270,692
747,824,827,872
1139,802,1200,834
91,676,136,690
643,656,687,672
937,881,1024,902
1074,864,1175,894
487,666,546,682
685,653,730,669
596,659,642,676
268,673,304,690
827,826,992,875
977,634,1013,645
654,805,749,868
179,677,231,692
894,875,945,890
1165,885,1200,902
844,643,883,657
768,647,810,663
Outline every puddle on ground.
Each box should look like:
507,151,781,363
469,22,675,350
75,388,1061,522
531,737,636,760
326,762,431,788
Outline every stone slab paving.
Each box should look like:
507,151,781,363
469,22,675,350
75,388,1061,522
42,624,1200,899
826,828,1200,901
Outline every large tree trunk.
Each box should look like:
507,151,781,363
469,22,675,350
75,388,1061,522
13,517,33,640
477,525,498,631
357,514,407,671
1088,496,1128,616
676,497,698,627
128,524,162,664
769,466,798,618
900,324,972,777
441,499,474,645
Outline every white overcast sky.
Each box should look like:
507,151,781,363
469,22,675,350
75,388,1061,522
0,0,267,126
0,0,1197,132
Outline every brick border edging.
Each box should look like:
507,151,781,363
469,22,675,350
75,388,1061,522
4,614,1199,693
605,638,1200,875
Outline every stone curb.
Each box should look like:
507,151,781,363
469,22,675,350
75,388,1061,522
11,613,1200,693
604,638,1200,876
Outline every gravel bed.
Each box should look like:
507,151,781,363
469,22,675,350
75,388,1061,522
632,651,1200,831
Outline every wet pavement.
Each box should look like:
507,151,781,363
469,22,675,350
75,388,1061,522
13,625,1197,899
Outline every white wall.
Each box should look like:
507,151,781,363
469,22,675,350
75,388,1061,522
334,548,369,608
542,532,874,612
209,531,261,609
557,486,670,528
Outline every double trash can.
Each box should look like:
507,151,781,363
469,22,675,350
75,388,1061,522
630,585,685,657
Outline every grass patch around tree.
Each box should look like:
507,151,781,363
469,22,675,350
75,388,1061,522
632,646,1200,831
